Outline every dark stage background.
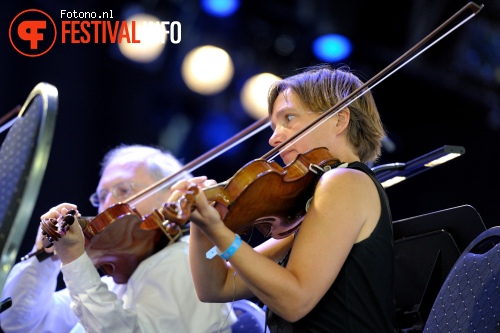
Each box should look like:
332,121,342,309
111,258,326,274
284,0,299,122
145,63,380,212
1,0,499,266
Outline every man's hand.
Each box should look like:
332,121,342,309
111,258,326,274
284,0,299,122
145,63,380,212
39,203,85,265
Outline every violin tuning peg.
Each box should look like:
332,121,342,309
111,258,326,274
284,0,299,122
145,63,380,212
165,222,180,235
43,237,54,248
63,214,75,226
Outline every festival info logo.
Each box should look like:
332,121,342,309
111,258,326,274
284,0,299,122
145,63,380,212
9,9,57,57
9,8,181,58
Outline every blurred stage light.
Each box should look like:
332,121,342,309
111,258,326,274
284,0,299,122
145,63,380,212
158,113,192,156
118,13,166,63
200,113,240,154
201,0,240,17
181,45,234,95
240,73,281,119
312,34,352,62
274,35,296,56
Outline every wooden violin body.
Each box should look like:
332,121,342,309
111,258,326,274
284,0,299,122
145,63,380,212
40,204,164,284
83,204,165,284
141,147,340,239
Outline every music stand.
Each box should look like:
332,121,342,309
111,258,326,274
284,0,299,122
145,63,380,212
392,205,487,332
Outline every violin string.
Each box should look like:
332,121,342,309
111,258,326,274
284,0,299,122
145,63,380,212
266,9,479,163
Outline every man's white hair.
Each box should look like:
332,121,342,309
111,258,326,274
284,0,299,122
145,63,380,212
101,144,193,183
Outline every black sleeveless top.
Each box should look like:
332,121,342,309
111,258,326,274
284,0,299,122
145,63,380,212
266,162,396,333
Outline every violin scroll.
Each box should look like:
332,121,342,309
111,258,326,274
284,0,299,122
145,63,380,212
39,210,90,248
141,184,199,233
23,203,168,284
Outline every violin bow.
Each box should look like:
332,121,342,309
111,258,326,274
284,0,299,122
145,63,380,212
127,2,483,208
0,105,21,135
124,116,270,206
263,1,484,161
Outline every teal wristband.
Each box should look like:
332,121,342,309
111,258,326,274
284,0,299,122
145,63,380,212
206,234,242,260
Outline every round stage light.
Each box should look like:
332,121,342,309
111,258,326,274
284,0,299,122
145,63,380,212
118,13,166,63
181,45,234,95
312,34,352,62
240,72,281,119
201,0,240,17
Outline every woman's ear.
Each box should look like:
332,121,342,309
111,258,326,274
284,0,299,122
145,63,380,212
336,108,350,130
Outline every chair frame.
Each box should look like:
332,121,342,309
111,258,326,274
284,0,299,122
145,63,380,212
0,82,58,291
231,299,267,333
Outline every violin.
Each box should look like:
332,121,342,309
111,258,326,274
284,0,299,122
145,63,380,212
141,147,340,239
36,204,167,284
